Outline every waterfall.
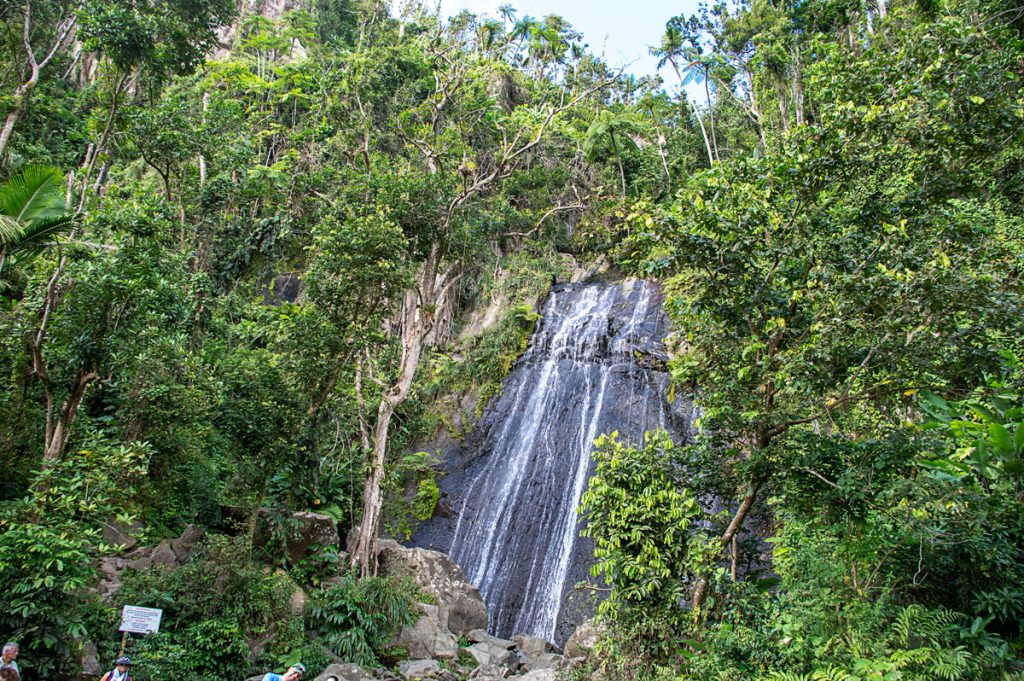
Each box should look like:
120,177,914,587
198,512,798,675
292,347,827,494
413,279,693,645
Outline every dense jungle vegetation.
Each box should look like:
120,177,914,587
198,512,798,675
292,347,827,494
0,0,1021,679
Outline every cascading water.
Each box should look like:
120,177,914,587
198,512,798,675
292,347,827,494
413,279,694,646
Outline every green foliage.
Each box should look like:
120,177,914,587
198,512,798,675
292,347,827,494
580,430,703,665
919,376,1024,486
0,165,77,278
3,0,1024,678
0,430,153,678
412,476,440,521
116,535,303,677
0,522,98,678
305,572,420,668
78,0,237,76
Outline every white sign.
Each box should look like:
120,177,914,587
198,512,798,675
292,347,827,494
119,605,163,634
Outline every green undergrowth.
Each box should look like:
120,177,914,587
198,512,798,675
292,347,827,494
105,533,423,680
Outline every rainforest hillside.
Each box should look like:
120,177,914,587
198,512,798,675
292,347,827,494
0,0,1022,679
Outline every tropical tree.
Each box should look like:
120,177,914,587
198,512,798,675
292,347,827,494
652,23,715,165
0,165,76,274
583,110,642,198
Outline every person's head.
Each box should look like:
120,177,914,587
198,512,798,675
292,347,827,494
0,667,18,681
114,656,132,673
1,643,16,662
281,663,305,681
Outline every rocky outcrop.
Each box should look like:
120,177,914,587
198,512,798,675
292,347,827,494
312,663,376,681
78,640,102,678
100,518,143,549
378,541,487,636
563,617,604,659
213,0,309,59
96,524,205,598
254,509,340,565
397,659,444,680
513,635,550,657
391,603,458,660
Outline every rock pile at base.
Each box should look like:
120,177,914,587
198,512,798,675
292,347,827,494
371,542,583,681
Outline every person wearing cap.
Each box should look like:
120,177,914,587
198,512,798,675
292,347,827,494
261,663,305,681
100,656,132,681
0,643,18,676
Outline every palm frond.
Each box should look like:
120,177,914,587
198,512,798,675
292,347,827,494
6,213,78,256
0,215,20,248
0,165,68,226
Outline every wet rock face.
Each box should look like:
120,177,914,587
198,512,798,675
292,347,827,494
413,280,695,646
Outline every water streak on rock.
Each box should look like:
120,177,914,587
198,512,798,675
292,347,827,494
415,279,693,645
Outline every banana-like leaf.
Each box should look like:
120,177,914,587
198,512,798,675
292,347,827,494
988,422,1012,454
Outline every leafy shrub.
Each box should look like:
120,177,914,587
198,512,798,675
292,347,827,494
0,521,98,678
306,572,420,668
116,534,304,676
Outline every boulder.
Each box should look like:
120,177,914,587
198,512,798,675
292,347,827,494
255,509,340,565
100,518,142,550
96,557,122,597
464,643,492,668
391,603,458,660
520,653,567,673
169,524,204,562
378,542,487,636
513,635,550,657
289,583,307,617
398,659,443,680
79,640,102,677
511,670,557,681
149,541,178,569
563,618,604,659
467,630,513,649
464,640,520,677
313,663,375,681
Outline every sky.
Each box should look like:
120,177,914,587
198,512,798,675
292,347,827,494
433,0,703,82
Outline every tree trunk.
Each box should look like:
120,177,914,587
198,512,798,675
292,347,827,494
691,478,763,614
610,131,627,198
696,113,715,166
351,247,440,576
705,78,719,162
0,3,77,160
43,371,98,464
792,54,805,127
0,84,31,160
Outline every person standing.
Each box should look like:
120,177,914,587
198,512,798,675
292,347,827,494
99,656,132,681
261,663,305,681
0,643,18,677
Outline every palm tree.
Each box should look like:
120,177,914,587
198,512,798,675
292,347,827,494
584,110,643,198
498,3,517,29
652,24,716,166
0,165,77,274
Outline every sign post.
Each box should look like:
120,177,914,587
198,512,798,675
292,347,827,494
118,605,163,655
